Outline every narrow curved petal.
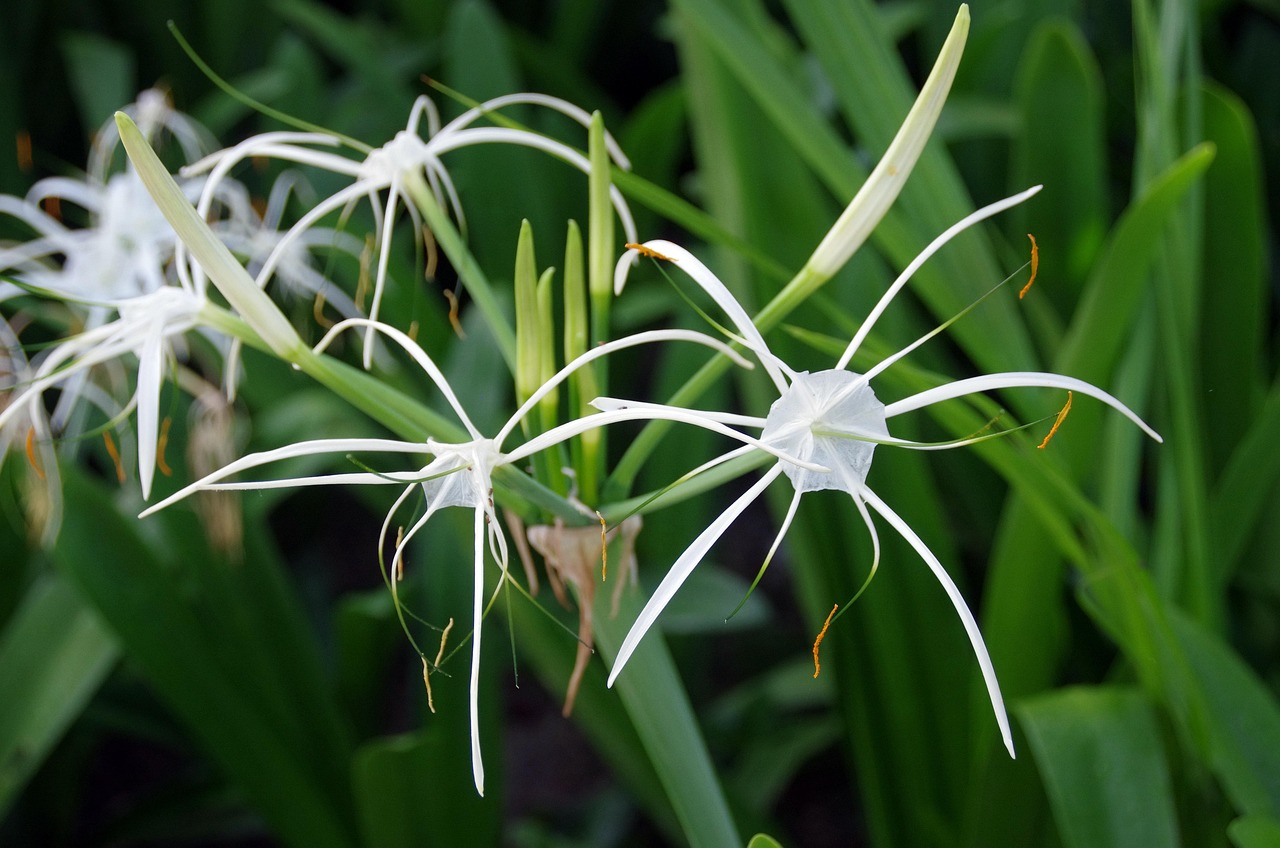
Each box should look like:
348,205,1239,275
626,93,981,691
364,181,404,368
135,323,165,499
590,397,766,430
313,318,483,440
470,506,487,796
836,185,1042,369
139,437,430,517
608,465,784,687
509,406,826,473
859,484,1014,757
497,328,755,446
431,127,637,244
884,372,1162,443
201,471,433,490
438,92,631,170
623,239,792,393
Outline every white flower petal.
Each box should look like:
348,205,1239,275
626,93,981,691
859,483,1014,757
884,371,1162,443
470,506,487,796
608,465,784,686
497,328,754,447
627,240,792,393
837,185,1043,370
313,318,483,440
510,406,826,472
589,397,766,430
139,437,430,517
135,325,164,499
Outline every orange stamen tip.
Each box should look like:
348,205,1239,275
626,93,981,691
443,289,466,338
626,243,675,262
1019,234,1039,299
812,603,839,679
16,130,33,173
156,417,174,477
435,617,454,667
596,511,608,582
1037,391,1073,449
422,656,435,714
103,431,126,484
422,225,439,281
25,426,46,480
312,290,334,329
395,525,406,581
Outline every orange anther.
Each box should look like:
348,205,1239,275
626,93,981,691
597,510,608,582
422,656,435,714
1019,234,1039,299
395,525,406,581
16,130,33,173
312,290,334,329
442,289,466,338
25,426,45,480
156,417,173,477
103,431,126,483
422,225,438,281
626,243,675,262
1037,391,1073,449
812,603,839,679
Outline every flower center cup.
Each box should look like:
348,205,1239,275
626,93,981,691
359,131,431,182
761,369,889,494
420,438,500,510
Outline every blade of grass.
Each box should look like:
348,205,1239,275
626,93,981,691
55,466,358,848
0,574,117,819
1019,686,1180,848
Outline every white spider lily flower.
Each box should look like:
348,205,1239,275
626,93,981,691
136,318,821,796
0,286,206,499
602,194,1162,758
0,95,244,500
88,88,217,183
0,171,209,306
183,93,640,366
1,88,233,308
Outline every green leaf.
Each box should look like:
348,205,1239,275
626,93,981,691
1212,379,1280,574
54,467,358,848
1171,610,1280,818
353,731,500,847
594,587,741,847
1199,81,1268,468
0,574,117,818
1012,19,1109,302
747,834,785,848
1018,686,1180,848
1059,142,1214,383
1229,814,1280,848
60,33,135,133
